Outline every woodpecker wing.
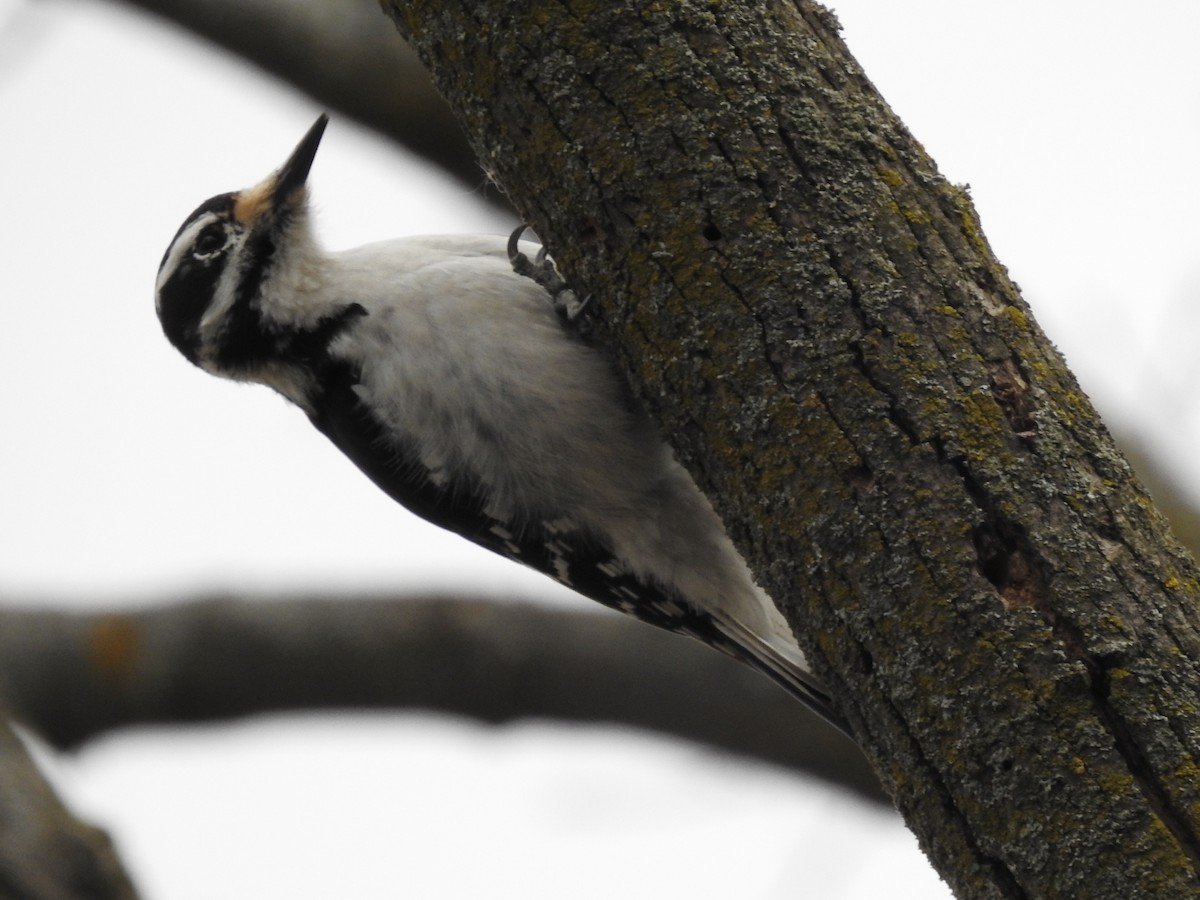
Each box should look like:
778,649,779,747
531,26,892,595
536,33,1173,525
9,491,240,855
306,367,847,733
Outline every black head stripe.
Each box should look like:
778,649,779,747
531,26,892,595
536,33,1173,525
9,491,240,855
157,272,210,363
213,228,277,369
159,193,236,272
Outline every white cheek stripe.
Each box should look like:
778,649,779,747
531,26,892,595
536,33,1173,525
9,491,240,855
199,252,242,341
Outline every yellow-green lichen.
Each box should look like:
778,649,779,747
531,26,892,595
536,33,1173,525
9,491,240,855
878,166,904,188
1172,757,1200,781
1097,771,1137,794
1002,306,1028,330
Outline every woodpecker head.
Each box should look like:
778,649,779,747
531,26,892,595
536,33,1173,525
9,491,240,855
155,114,329,380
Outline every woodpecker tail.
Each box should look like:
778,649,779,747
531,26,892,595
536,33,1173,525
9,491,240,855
715,617,852,736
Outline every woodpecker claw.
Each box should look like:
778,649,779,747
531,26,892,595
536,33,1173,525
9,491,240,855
507,225,594,337
505,224,527,267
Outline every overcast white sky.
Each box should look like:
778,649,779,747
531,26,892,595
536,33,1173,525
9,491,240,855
2,1,1198,897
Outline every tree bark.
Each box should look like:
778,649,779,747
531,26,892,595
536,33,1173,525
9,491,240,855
379,1,1200,897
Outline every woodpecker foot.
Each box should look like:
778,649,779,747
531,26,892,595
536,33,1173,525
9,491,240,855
508,226,593,336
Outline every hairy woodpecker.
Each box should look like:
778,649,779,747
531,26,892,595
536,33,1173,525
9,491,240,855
155,115,846,733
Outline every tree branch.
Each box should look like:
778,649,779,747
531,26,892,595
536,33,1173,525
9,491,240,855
112,0,490,192
380,1,1200,896
0,595,881,802
0,713,139,900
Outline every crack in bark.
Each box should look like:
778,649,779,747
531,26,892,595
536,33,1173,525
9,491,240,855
988,357,1038,443
967,499,1047,613
807,382,1029,896
887,707,1033,900
1078,636,1200,876
849,321,1200,880
954,464,1200,878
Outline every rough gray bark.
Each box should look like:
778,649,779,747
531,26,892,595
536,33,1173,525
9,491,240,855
0,596,879,801
379,1,1200,897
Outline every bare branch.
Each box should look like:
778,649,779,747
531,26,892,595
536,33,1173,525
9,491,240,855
113,0,490,192
0,596,882,802
0,715,139,900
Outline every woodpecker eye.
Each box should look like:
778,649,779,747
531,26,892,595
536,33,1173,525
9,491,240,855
192,224,228,259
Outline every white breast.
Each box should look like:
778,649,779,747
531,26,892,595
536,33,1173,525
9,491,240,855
289,234,801,656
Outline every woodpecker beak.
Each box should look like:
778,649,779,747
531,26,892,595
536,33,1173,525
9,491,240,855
275,114,328,203
234,114,328,228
